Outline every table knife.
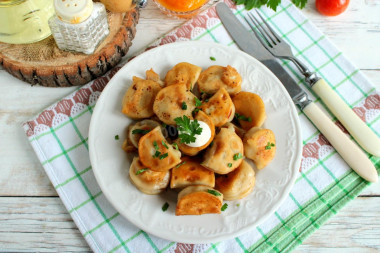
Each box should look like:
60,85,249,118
216,2,378,182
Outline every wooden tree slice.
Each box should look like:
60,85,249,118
0,8,139,87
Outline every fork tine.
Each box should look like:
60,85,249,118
250,11,278,46
244,14,272,51
254,10,282,43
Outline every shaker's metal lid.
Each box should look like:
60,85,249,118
54,0,93,24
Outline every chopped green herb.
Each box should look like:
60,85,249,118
221,203,228,211
227,163,232,168
210,56,216,61
200,90,206,96
132,129,150,135
236,203,240,207
265,142,275,150
159,153,168,160
233,153,243,160
181,101,187,110
175,116,203,144
207,189,222,196
162,202,169,212
235,113,252,122
175,161,187,168
162,123,167,128
152,150,161,158
172,143,179,150
194,97,202,107
114,135,119,140
193,108,200,113
162,140,169,149
153,141,159,150
205,98,209,102
135,168,149,175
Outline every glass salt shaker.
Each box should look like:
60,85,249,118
48,0,109,54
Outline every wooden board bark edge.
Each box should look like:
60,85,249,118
0,8,139,87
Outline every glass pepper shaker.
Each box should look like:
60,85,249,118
48,0,109,54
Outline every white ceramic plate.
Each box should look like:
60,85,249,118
89,41,302,244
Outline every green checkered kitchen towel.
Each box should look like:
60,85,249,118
23,0,380,252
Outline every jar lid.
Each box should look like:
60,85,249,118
54,0,94,24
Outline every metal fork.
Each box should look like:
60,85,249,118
245,11,319,85
244,10,380,157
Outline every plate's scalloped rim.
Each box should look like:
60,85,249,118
89,41,302,244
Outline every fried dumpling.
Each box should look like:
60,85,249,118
175,111,215,156
215,160,255,200
197,65,242,95
121,76,162,119
138,126,181,171
243,127,276,170
202,127,244,174
170,157,215,189
129,157,170,195
164,62,202,90
232,91,266,131
222,122,246,139
153,83,197,125
146,68,164,86
200,87,235,127
128,119,161,148
175,185,223,216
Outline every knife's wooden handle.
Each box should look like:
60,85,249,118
312,79,380,157
303,102,378,182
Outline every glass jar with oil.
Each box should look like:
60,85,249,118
0,0,54,44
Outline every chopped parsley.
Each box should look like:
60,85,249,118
135,168,149,175
194,97,202,107
175,116,203,144
175,161,186,168
227,163,232,168
265,142,275,150
207,189,222,196
172,143,179,150
161,140,169,149
236,203,240,207
114,135,119,140
132,129,151,135
152,141,161,158
210,56,216,61
221,203,228,211
181,101,187,110
162,123,167,128
235,113,252,122
159,153,168,160
233,153,243,160
162,202,169,212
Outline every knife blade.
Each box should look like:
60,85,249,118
216,2,378,182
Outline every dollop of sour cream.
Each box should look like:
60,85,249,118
185,120,212,148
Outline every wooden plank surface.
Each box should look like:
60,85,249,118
0,0,379,252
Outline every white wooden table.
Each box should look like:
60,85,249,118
1,1,379,252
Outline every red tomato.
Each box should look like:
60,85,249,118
316,0,350,16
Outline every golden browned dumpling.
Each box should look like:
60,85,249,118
175,111,215,156
243,127,276,170
170,157,215,189
222,122,246,139
202,127,244,174
153,83,196,125
215,160,255,200
146,68,164,86
164,62,202,90
121,76,162,119
232,91,266,131
138,126,181,171
175,185,223,216
197,65,242,95
199,87,235,127
129,157,170,195
128,119,161,148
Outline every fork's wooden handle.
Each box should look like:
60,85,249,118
312,79,380,157
303,102,378,182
